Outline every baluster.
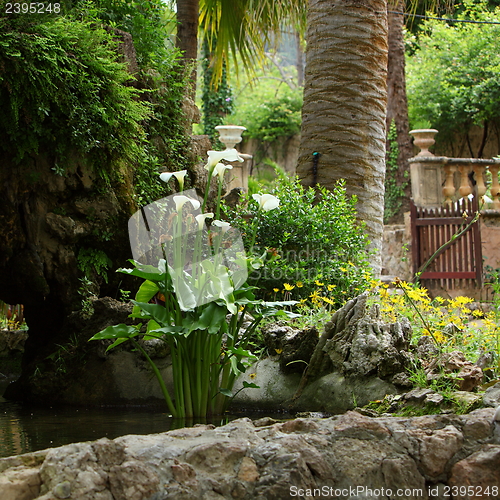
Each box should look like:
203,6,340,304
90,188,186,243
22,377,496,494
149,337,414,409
442,164,456,206
489,164,500,210
458,165,472,198
472,165,487,197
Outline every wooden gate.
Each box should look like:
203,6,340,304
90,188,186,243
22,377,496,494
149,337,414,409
410,197,483,289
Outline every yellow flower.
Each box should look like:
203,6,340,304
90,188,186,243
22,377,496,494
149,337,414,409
339,267,348,273
327,284,336,291
273,288,279,293
249,373,257,379
275,348,283,354
283,283,295,291
321,296,335,305
296,281,304,288
315,280,324,286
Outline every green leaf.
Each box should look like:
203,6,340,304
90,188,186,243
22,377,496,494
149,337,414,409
89,324,139,341
135,280,160,303
118,266,166,282
131,301,171,325
242,381,260,389
105,337,130,352
219,388,233,397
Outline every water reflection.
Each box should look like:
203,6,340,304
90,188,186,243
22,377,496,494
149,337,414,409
0,399,291,459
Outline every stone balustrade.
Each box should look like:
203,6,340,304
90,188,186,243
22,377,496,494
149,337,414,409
409,129,500,209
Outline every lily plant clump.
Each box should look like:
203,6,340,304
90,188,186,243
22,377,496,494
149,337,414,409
90,149,296,419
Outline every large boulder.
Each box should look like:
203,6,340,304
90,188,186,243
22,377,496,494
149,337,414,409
0,408,498,499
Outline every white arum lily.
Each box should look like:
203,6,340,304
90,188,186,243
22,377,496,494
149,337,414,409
214,163,233,179
160,172,174,183
160,170,187,191
205,150,244,172
482,195,493,205
195,212,214,229
212,220,231,233
252,193,280,211
174,195,200,212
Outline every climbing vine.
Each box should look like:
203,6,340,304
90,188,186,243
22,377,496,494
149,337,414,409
384,121,409,224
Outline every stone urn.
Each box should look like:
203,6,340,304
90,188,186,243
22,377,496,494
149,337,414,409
215,125,246,150
410,129,438,157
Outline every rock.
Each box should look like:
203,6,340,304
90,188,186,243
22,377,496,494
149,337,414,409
451,391,483,410
448,445,500,496
404,387,435,403
0,409,498,498
483,381,500,408
261,323,318,374
323,298,412,378
416,335,440,361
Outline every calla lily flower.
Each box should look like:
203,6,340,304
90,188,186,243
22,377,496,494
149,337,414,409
160,172,174,183
252,193,280,211
195,212,214,229
174,195,201,212
212,219,231,233
214,163,233,179
205,150,244,172
481,195,493,205
160,170,187,191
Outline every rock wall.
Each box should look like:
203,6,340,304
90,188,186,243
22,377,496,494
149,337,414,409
0,408,499,499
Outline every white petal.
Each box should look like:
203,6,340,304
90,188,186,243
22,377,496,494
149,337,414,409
195,212,214,229
174,195,199,211
160,172,173,183
172,170,187,181
261,194,280,211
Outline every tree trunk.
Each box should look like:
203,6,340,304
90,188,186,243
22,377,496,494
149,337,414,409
176,0,199,97
385,1,413,223
296,0,388,276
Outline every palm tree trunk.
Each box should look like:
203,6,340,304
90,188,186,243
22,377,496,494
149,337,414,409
296,0,388,276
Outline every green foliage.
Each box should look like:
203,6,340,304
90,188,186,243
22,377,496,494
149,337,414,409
384,121,409,223
225,171,373,306
90,0,176,66
77,248,112,284
406,0,500,152
0,11,151,171
201,39,233,147
226,58,302,146
230,84,302,144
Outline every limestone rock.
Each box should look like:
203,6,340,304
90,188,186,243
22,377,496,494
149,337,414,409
483,381,500,408
261,323,318,374
0,409,499,499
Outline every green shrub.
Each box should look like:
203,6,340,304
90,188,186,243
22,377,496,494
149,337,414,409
225,171,373,306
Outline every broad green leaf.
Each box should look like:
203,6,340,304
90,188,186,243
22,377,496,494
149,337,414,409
105,337,130,352
219,388,233,397
89,324,138,341
131,301,171,325
118,266,166,282
135,280,160,303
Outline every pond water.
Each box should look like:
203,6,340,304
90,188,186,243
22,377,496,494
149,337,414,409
0,381,292,459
